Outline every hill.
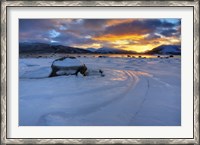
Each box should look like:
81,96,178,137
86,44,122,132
19,42,91,54
145,45,181,55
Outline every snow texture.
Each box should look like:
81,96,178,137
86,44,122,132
53,58,83,67
19,56,181,126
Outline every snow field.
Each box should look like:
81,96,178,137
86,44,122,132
19,57,181,126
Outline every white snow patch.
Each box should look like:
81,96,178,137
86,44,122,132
53,58,83,67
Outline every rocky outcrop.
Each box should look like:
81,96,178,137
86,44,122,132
49,57,87,77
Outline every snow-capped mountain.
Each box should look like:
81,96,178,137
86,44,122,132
146,45,181,55
87,48,97,52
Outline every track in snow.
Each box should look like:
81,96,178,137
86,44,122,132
36,68,142,125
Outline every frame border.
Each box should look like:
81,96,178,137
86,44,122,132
1,0,199,144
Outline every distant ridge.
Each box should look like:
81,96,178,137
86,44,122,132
19,43,137,54
19,42,91,54
86,48,97,52
19,42,181,55
145,45,181,55
94,47,137,54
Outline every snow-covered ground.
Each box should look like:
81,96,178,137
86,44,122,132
19,56,181,126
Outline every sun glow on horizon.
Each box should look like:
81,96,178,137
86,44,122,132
72,43,102,49
92,34,147,41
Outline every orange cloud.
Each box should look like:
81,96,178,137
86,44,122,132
92,34,180,52
73,19,181,53
92,34,147,41
105,19,134,27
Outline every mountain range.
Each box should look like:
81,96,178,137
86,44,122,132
91,47,137,54
19,42,90,54
145,45,181,55
19,42,181,55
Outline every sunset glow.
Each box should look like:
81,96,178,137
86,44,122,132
19,19,181,52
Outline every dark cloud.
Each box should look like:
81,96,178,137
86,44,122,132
100,19,179,36
160,29,178,37
19,19,55,33
82,19,107,30
52,32,96,46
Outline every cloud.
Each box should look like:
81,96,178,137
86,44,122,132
145,33,161,40
92,34,147,42
82,19,107,30
97,19,179,36
19,19,53,33
49,30,60,38
160,29,178,37
19,18,181,52
105,19,134,27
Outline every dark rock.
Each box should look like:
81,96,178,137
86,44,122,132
49,57,87,77
98,56,108,58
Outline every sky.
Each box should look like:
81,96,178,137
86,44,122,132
19,18,181,52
